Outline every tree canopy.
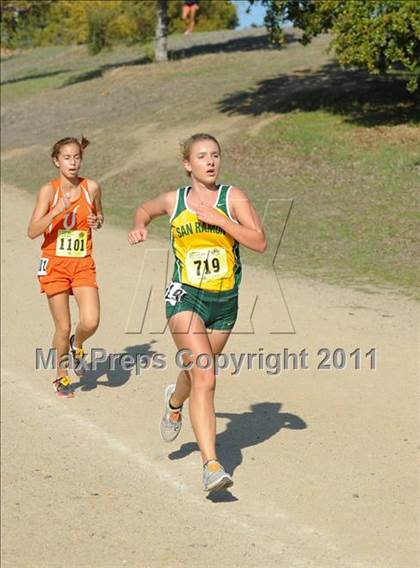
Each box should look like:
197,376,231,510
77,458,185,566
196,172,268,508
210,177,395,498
1,0,238,52
253,0,420,92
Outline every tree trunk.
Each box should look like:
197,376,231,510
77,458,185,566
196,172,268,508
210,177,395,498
155,0,168,62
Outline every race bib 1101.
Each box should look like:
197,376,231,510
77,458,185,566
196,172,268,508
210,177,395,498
56,230,88,258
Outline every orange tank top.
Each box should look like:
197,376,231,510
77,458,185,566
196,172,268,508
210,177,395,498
41,178,95,258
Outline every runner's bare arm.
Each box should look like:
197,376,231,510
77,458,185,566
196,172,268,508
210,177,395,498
128,191,176,245
87,180,104,229
27,184,70,239
196,187,267,253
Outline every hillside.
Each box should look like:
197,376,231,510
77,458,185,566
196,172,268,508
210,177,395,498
2,28,419,297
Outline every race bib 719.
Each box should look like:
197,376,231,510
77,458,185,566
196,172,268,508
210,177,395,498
185,247,228,285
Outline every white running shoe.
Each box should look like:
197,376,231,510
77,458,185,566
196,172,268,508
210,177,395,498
159,384,183,442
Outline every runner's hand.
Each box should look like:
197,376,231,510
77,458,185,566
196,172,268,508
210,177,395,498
196,203,227,228
88,213,103,229
52,194,71,216
128,227,148,245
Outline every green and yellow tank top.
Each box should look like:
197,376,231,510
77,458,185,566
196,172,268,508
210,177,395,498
170,185,241,293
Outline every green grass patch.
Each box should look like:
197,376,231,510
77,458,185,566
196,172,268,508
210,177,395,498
222,113,420,297
2,29,419,299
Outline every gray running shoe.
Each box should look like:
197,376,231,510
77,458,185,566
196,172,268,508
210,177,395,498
159,384,183,442
203,460,233,492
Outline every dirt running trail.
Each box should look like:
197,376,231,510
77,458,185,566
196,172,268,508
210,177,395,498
1,184,418,568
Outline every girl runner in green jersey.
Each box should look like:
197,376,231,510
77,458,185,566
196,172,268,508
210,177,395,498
128,133,266,492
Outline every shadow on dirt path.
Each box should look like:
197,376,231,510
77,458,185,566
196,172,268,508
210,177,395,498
169,402,307,476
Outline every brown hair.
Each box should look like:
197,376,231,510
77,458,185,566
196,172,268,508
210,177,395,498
51,136,90,160
180,133,221,161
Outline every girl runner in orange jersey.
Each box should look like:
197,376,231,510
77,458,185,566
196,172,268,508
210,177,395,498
27,137,104,397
